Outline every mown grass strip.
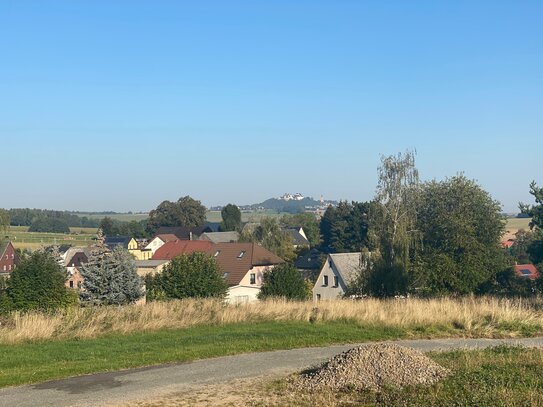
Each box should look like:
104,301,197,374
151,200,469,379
0,321,405,388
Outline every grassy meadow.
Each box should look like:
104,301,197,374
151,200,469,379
70,212,149,222
1,297,543,387
4,226,97,250
504,217,531,233
206,209,288,223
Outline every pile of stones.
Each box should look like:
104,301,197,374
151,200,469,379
293,344,450,392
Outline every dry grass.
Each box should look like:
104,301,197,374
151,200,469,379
1,296,543,345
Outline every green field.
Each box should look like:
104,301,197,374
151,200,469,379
207,210,289,223
505,217,531,231
71,212,149,222
5,226,96,250
0,321,405,388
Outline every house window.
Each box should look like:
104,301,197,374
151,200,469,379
329,258,332,267
214,250,221,257
323,275,328,286
316,294,321,301
237,251,245,259
250,273,256,284
3,265,5,271
223,272,229,278
8,265,11,271
69,281,74,288
333,276,339,287
77,281,82,289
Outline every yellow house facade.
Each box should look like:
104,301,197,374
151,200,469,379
128,238,153,260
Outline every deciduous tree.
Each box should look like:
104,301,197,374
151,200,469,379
369,151,420,296
0,209,9,235
219,204,241,232
281,212,320,247
147,196,207,232
241,217,294,261
413,175,508,295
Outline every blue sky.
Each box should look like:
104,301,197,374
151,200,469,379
1,1,541,212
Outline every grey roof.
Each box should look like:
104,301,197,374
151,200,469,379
104,236,131,249
62,247,91,267
135,260,169,268
155,226,213,240
329,253,363,286
283,228,310,246
0,241,8,258
295,248,323,270
200,232,240,244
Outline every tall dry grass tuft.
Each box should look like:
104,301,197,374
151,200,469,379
1,297,542,344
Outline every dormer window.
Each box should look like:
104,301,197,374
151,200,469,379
237,251,245,259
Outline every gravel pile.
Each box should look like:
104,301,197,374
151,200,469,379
293,344,450,392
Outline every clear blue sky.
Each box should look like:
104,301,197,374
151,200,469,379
1,1,541,212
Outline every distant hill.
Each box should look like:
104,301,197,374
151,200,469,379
246,197,337,214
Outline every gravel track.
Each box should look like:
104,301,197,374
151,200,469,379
2,337,543,407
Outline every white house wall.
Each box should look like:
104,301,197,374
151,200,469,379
227,285,261,304
145,237,166,255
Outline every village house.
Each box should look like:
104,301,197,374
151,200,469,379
128,238,152,260
282,227,310,248
144,234,178,256
199,231,240,244
514,264,540,280
104,236,132,250
62,247,90,289
154,226,213,240
0,241,18,276
135,259,170,277
312,252,370,301
152,240,214,261
208,242,284,304
295,248,323,282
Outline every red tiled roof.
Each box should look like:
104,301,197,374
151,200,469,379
501,239,515,248
514,264,540,280
206,243,284,286
152,240,213,260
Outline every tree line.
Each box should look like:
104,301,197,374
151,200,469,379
7,209,101,228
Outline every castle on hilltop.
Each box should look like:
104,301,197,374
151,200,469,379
280,193,304,201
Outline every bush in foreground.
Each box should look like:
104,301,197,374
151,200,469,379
258,263,311,300
146,252,227,301
6,251,77,312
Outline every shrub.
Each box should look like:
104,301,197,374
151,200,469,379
147,252,227,300
7,251,77,312
258,263,311,300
